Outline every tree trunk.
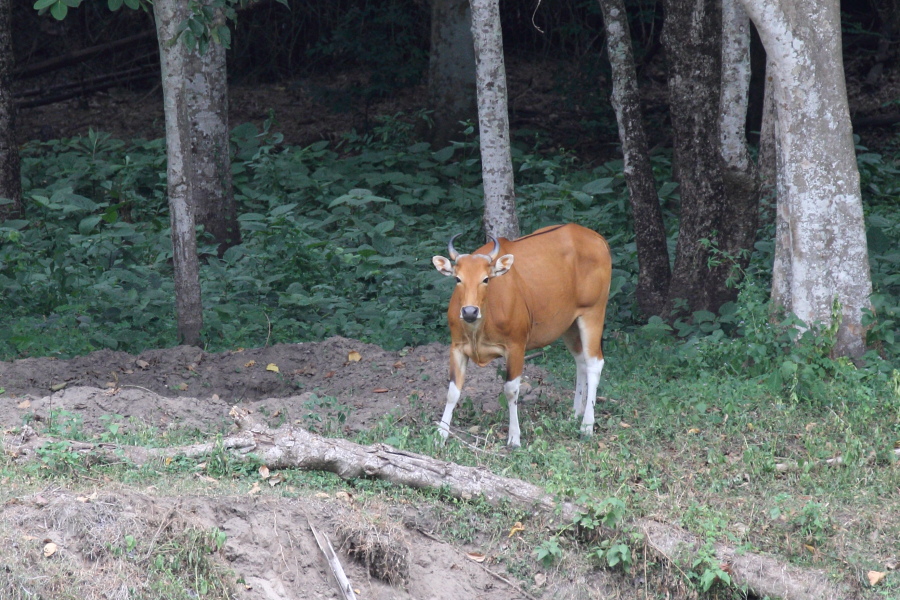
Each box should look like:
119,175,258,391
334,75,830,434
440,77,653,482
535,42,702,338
154,0,203,346
469,0,519,240
739,0,872,358
661,0,733,317
598,0,670,317
185,5,241,257
0,0,21,221
718,0,759,274
427,0,477,149
757,55,777,222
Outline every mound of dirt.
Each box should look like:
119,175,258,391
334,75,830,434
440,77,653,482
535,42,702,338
0,336,556,438
0,489,539,600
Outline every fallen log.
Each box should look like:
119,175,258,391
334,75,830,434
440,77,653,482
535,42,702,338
4,406,854,600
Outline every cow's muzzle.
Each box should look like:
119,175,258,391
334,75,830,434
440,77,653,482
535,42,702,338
460,306,480,323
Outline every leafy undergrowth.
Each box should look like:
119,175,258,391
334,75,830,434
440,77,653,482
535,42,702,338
1,118,899,598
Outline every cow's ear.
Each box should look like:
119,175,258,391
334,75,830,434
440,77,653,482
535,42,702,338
433,256,455,277
492,254,514,277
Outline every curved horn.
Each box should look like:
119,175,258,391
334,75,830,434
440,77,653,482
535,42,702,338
487,235,500,260
448,233,463,261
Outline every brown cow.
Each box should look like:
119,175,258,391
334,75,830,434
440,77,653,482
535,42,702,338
432,223,612,446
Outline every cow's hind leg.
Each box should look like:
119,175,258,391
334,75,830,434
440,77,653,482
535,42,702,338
562,324,588,417
575,312,606,437
439,347,468,442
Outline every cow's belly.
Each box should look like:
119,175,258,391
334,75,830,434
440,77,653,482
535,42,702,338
526,312,579,350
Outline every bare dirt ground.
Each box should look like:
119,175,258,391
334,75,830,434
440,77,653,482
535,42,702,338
0,337,588,600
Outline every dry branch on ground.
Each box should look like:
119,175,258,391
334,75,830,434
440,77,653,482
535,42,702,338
4,406,856,600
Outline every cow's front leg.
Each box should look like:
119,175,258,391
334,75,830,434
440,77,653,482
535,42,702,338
505,347,526,447
439,347,468,442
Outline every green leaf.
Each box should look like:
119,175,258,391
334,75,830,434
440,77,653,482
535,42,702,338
582,177,614,195
107,0,123,9
215,25,232,49
78,216,103,235
432,146,455,163
123,0,139,8
49,1,68,19
373,220,395,234
33,0,56,9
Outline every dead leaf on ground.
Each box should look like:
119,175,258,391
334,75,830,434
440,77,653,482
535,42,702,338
687,428,700,435
49,382,66,392
534,573,546,586
136,359,149,369
867,571,886,586
619,422,631,429
466,552,486,563
508,522,525,537
266,363,279,373
348,351,362,362
17,399,30,409
373,387,389,393
258,465,270,479
267,475,284,486
43,542,57,557
244,360,256,368
248,481,261,495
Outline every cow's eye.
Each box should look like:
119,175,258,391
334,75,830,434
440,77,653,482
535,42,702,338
482,277,489,284
455,277,461,284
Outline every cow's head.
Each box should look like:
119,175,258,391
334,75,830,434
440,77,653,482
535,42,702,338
433,234,514,323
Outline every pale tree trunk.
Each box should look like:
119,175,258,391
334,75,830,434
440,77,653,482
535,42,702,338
739,0,872,358
469,0,518,240
0,0,21,221
718,0,759,271
427,0,477,149
185,6,241,257
757,56,777,212
154,0,203,346
598,0,670,317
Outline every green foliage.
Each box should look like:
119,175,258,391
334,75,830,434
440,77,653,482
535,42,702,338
307,0,428,105
124,527,234,600
533,536,563,567
35,440,87,477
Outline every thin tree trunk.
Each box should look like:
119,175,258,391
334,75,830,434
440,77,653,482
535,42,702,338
0,0,21,221
739,0,872,358
718,0,759,274
427,0,477,149
185,5,241,257
154,0,203,346
469,0,518,240
598,0,670,317
757,55,777,218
